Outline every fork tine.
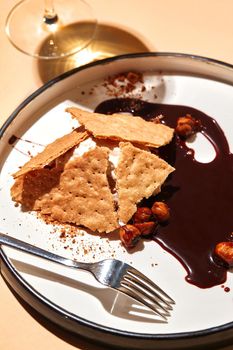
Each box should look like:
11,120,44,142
127,267,175,304
124,273,173,311
121,279,171,316
119,284,168,320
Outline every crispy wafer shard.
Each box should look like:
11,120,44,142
12,146,118,233
13,129,89,178
116,142,175,224
66,107,174,148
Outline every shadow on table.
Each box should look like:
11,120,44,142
4,276,110,350
36,22,152,83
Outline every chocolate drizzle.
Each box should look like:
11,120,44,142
95,98,233,288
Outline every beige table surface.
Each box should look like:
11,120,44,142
1,1,233,349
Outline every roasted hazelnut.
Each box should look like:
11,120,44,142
175,114,201,139
119,224,141,249
215,241,233,267
133,207,152,223
151,201,170,222
134,221,157,237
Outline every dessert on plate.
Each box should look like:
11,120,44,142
11,108,174,236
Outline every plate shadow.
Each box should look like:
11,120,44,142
11,258,166,324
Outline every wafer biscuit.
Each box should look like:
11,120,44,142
67,107,174,148
14,129,89,178
12,146,118,233
116,142,175,224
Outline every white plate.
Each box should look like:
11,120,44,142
1,53,233,349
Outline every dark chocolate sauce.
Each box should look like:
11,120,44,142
8,135,45,157
95,98,233,289
8,135,44,147
8,135,18,145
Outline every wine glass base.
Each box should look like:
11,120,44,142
37,23,151,82
5,0,97,59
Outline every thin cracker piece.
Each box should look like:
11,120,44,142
13,146,118,233
13,129,89,178
116,142,175,224
11,164,65,209
66,107,174,148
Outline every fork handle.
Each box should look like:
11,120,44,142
0,232,88,270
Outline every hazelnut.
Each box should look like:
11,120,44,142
119,224,141,249
175,114,201,139
134,221,157,237
151,201,170,222
215,241,233,267
133,207,152,223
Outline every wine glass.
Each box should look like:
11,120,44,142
5,0,97,59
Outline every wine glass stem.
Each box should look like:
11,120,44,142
44,0,58,24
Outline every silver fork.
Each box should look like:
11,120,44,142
0,232,175,320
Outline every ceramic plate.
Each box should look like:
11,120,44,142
1,53,233,349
